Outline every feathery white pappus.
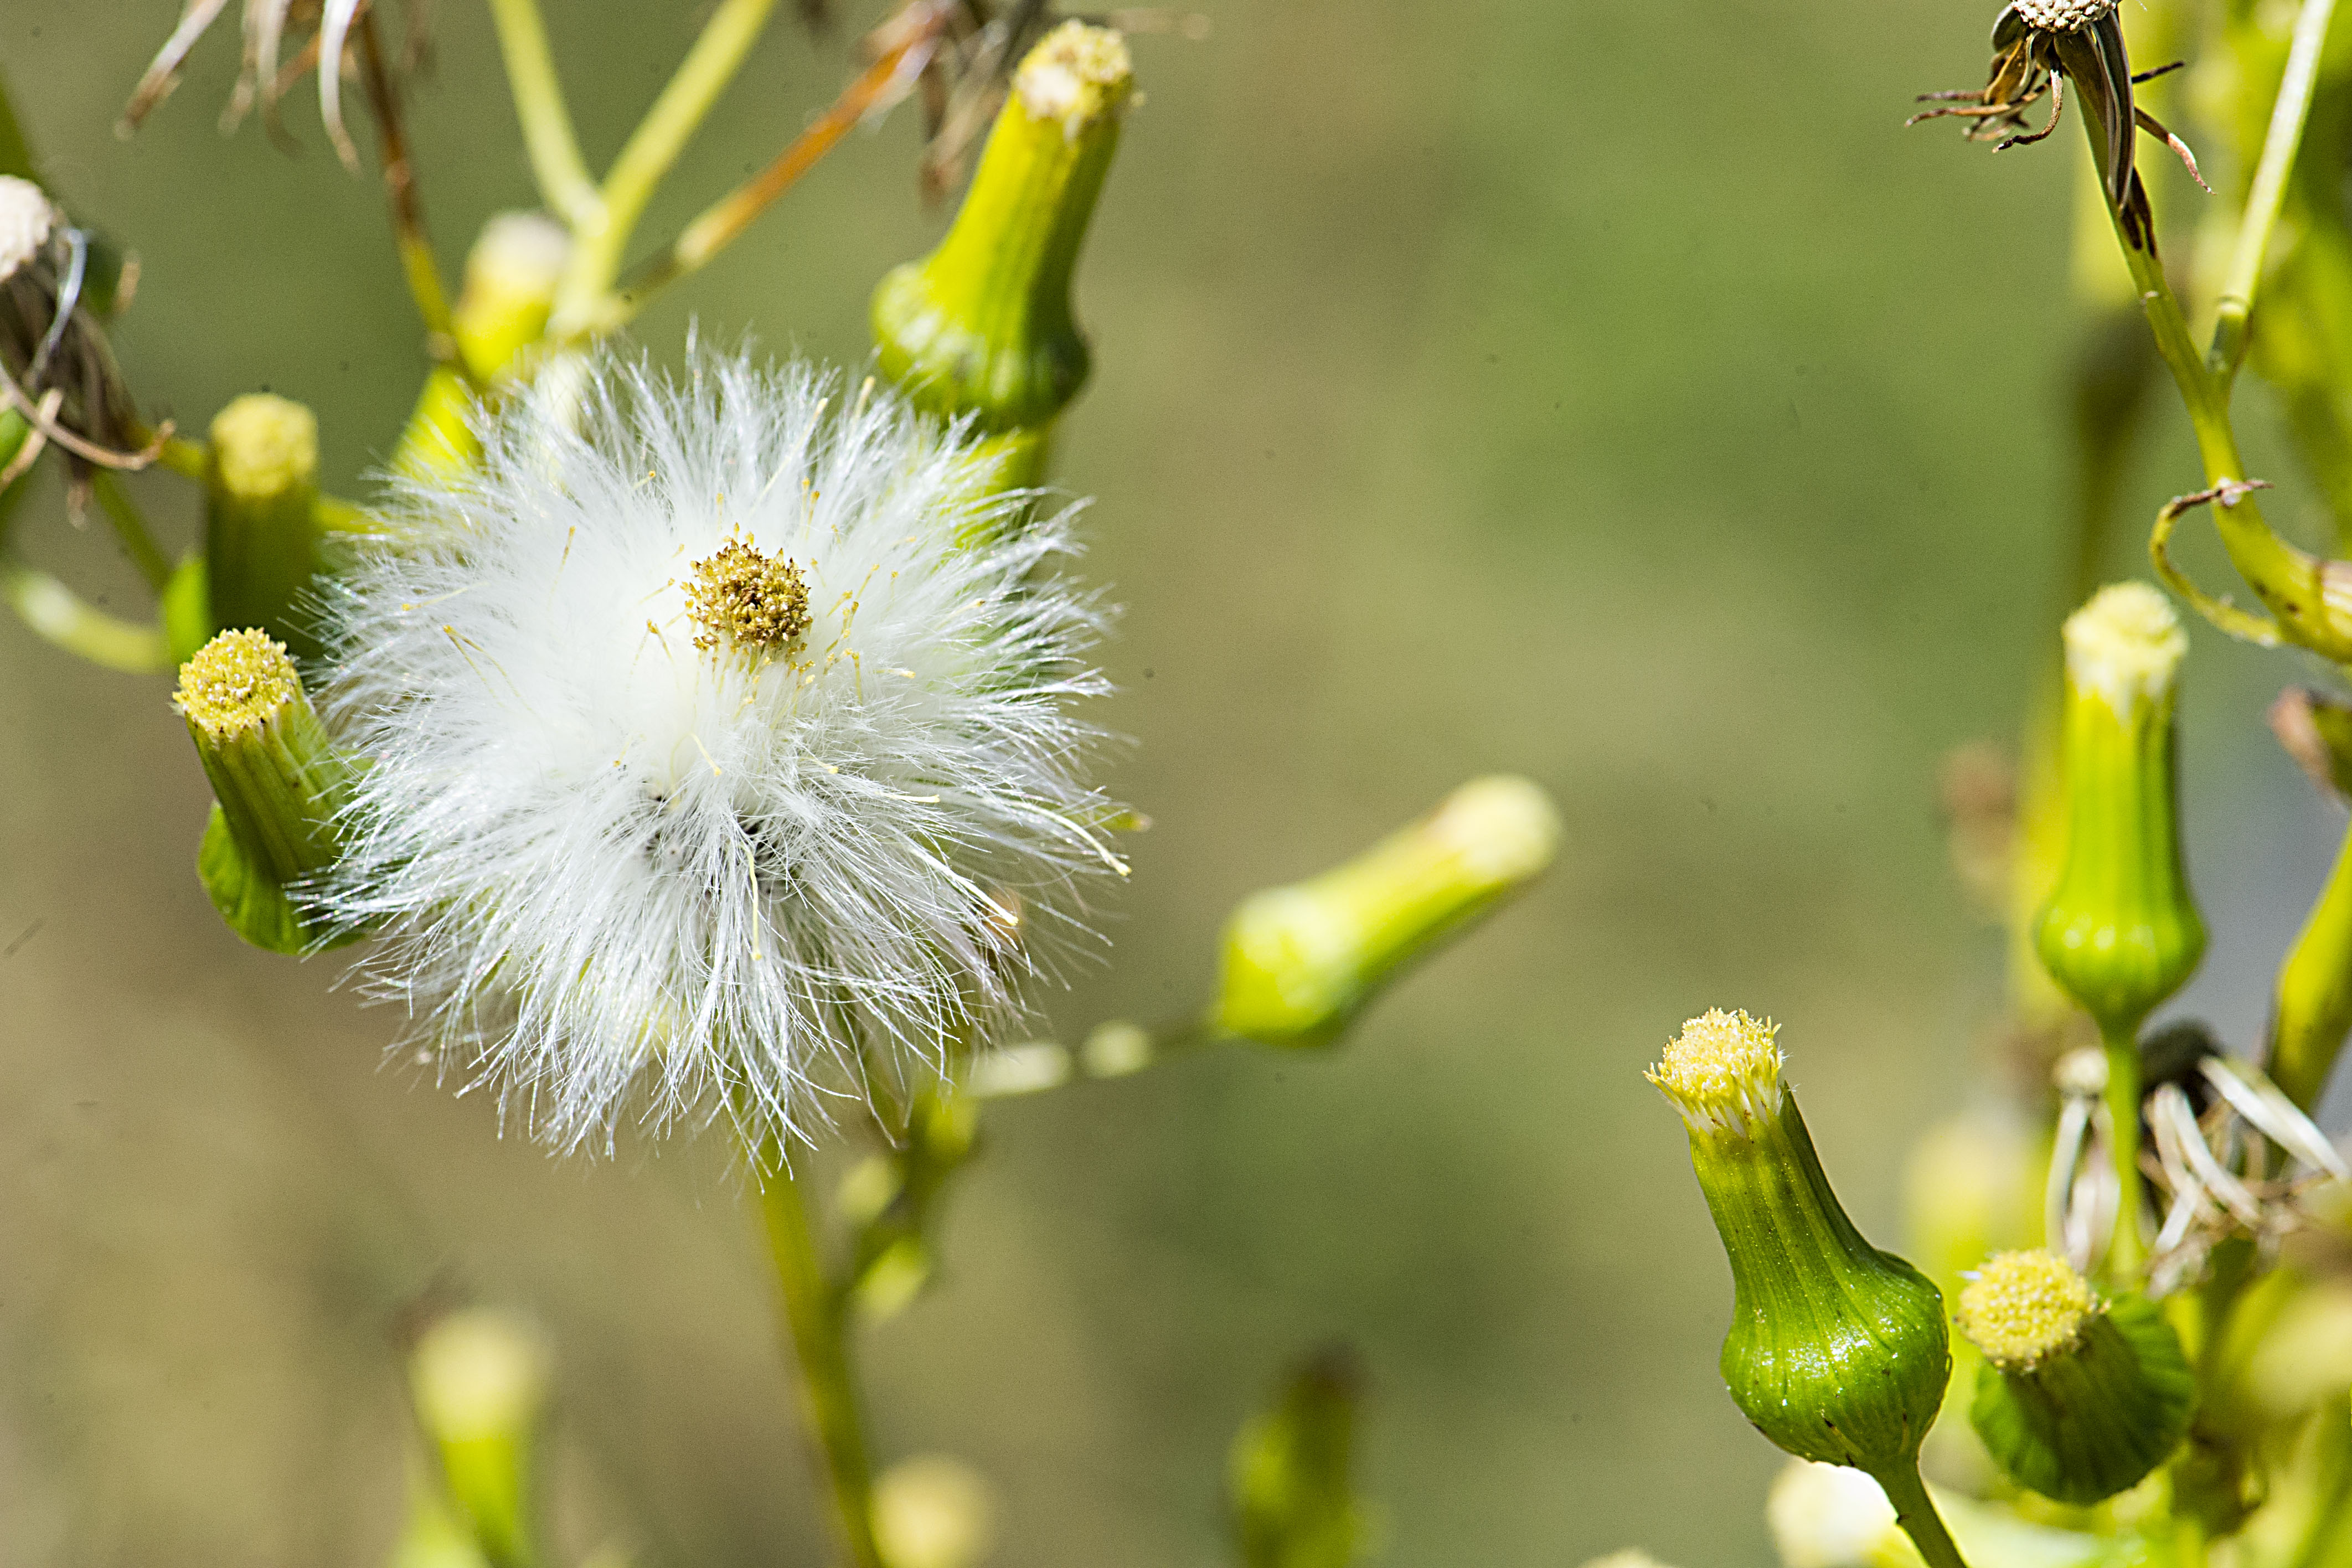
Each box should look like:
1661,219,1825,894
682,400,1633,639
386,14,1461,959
317,349,1124,1151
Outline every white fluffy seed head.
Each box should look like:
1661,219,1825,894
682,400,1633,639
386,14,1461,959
317,349,1125,1152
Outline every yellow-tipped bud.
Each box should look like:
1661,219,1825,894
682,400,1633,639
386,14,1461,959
1956,1250,2193,1504
2035,583,2205,1035
205,393,323,659
1214,775,1559,1048
1956,1250,2098,1371
871,22,1135,461
409,1308,553,1568
1653,1013,1949,1480
174,628,353,953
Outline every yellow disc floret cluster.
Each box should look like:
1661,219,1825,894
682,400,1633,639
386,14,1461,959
175,627,298,739
1957,1249,2101,1371
1648,1008,1786,1137
1014,20,1134,136
685,539,811,656
2063,581,2186,717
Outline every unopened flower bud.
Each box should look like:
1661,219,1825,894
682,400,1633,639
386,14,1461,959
174,628,353,952
2035,582,2205,1035
1956,1250,2192,1504
1651,1011,1949,1478
871,22,1134,482
409,1308,553,1568
205,393,323,658
1228,1346,1365,1568
872,1456,994,1568
1214,775,1559,1049
395,212,570,480
2267,689,2352,1109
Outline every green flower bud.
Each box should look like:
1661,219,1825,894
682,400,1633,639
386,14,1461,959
2267,688,2352,1110
1213,775,1559,1048
1650,1011,1950,1477
2035,582,2205,1035
1229,1347,1365,1568
1957,1250,2193,1504
204,393,323,659
395,212,570,481
409,1307,553,1568
174,628,354,953
871,22,1133,447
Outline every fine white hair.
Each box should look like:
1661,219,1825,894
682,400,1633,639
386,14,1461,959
317,349,1122,1152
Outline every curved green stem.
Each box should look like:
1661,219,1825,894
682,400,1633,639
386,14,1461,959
2269,812,2352,1109
486,0,601,226
1,554,168,671
549,0,780,338
753,1144,885,1568
1872,1461,1974,1568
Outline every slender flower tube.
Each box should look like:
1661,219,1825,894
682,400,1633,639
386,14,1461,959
1650,1011,1966,1568
871,22,1134,488
174,627,353,952
1212,776,1559,1049
1956,1250,2192,1504
205,393,323,658
317,350,1123,1149
2034,582,2203,1276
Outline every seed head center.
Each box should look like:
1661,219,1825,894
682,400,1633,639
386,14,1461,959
685,539,811,656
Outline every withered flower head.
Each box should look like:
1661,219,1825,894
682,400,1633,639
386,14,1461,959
0,177,153,493
1908,0,2204,251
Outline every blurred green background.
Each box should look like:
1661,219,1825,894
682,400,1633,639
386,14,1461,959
1,1,2344,1564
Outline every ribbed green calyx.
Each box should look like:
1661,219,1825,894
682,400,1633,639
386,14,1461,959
1958,1250,2193,1504
205,393,323,659
175,628,353,952
1214,776,1560,1048
2035,582,2205,1035
1653,1011,1950,1476
408,1307,552,1568
871,22,1133,446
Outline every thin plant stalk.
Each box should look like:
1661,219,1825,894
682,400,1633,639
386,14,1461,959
90,472,171,595
1874,1461,1975,1568
2101,1023,2147,1278
486,0,601,226
2211,0,2342,376
549,0,781,338
354,6,457,355
754,1144,886,1568
599,30,942,336
1,555,168,671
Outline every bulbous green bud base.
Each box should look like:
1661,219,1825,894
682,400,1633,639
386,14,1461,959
1690,1096,1951,1474
1968,1293,2193,1505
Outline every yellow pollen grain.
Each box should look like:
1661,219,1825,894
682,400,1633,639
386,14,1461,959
174,627,297,738
684,539,812,656
1649,1008,1782,1110
1957,1250,2100,1370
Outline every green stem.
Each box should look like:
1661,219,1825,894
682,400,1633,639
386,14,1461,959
753,1146,886,1568
1872,1461,1974,1568
2100,1022,2147,1281
91,472,171,595
548,0,779,338
2211,0,2342,379
0,64,35,182
1,554,168,672
485,0,601,227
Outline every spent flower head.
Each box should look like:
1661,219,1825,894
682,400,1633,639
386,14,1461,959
318,348,1123,1151
1647,1007,1786,1138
